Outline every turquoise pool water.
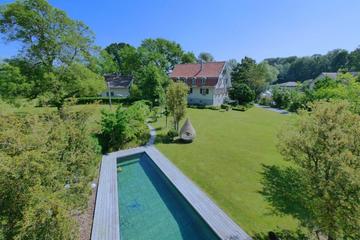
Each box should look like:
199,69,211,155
117,153,220,240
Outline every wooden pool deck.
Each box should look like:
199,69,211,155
91,145,252,240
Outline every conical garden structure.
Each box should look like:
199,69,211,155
180,118,196,142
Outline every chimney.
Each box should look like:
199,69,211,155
200,59,204,72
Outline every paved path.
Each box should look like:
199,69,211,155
255,104,289,114
146,124,156,146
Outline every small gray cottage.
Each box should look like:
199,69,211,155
170,61,231,106
101,74,132,98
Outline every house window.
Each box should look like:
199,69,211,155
201,78,206,85
200,88,209,95
192,78,196,85
189,88,193,94
111,92,114,97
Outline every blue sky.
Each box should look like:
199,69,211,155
1,0,360,61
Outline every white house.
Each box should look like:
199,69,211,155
170,61,231,106
101,74,132,98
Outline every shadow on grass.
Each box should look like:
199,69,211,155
259,164,310,221
254,164,312,239
154,133,192,145
253,229,308,240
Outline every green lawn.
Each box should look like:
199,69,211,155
152,107,298,236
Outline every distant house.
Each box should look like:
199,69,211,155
316,72,359,80
275,81,299,89
170,61,231,106
101,74,132,98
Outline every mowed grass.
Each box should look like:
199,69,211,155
152,107,298,236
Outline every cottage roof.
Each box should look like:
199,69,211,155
277,81,298,87
318,72,359,79
170,62,225,86
104,74,132,88
170,61,225,78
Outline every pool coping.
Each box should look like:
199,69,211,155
91,146,252,240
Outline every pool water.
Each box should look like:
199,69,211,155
117,153,220,240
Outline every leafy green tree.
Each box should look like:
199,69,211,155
278,100,360,240
0,0,104,108
38,63,105,109
166,82,189,130
181,52,197,64
231,57,268,97
98,101,150,152
0,107,100,239
348,47,360,71
0,0,94,68
328,49,349,72
89,49,117,75
0,63,31,100
134,64,169,106
104,42,131,68
139,38,188,72
15,188,76,240
271,87,291,109
117,45,142,75
198,52,214,62
258,61,279,83
229,83,255,104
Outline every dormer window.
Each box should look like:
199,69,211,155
201,78,206,85
192,78,196,85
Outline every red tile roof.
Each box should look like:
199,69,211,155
170,61,225,78
170,61,225,86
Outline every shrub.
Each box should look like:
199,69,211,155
258,95,273,106
98,101,150,152
0,107,100,239
167,128,179,139
221,104,232,111
75,96,134,105
288,91,308,112
229,83,255,104
232,105,247,111
205,105,220,110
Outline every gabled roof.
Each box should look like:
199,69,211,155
277,81,298,87
317,72,359,79
170,61,226,78
104,74,132,88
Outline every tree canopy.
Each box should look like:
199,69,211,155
265,46,360,83
198,52,214,62
166,82,189,131
0,107,100,239
275,101,360,239
0,0,105,107
231,57,273,98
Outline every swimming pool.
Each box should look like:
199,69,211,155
117,153,219,240
91,146,251,240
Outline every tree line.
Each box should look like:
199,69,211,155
265,47,360,83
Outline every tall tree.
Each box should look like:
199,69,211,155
348,47,360,71
0,63,31,100
278,100,360,240
134,64,169,106
166,82,189,131
198,52,214,62
181,52,197,64
0,0,104,107
231,57,268,97
104,42,130,68
139,38,186,72
0,0,94,68
327,49,349,72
